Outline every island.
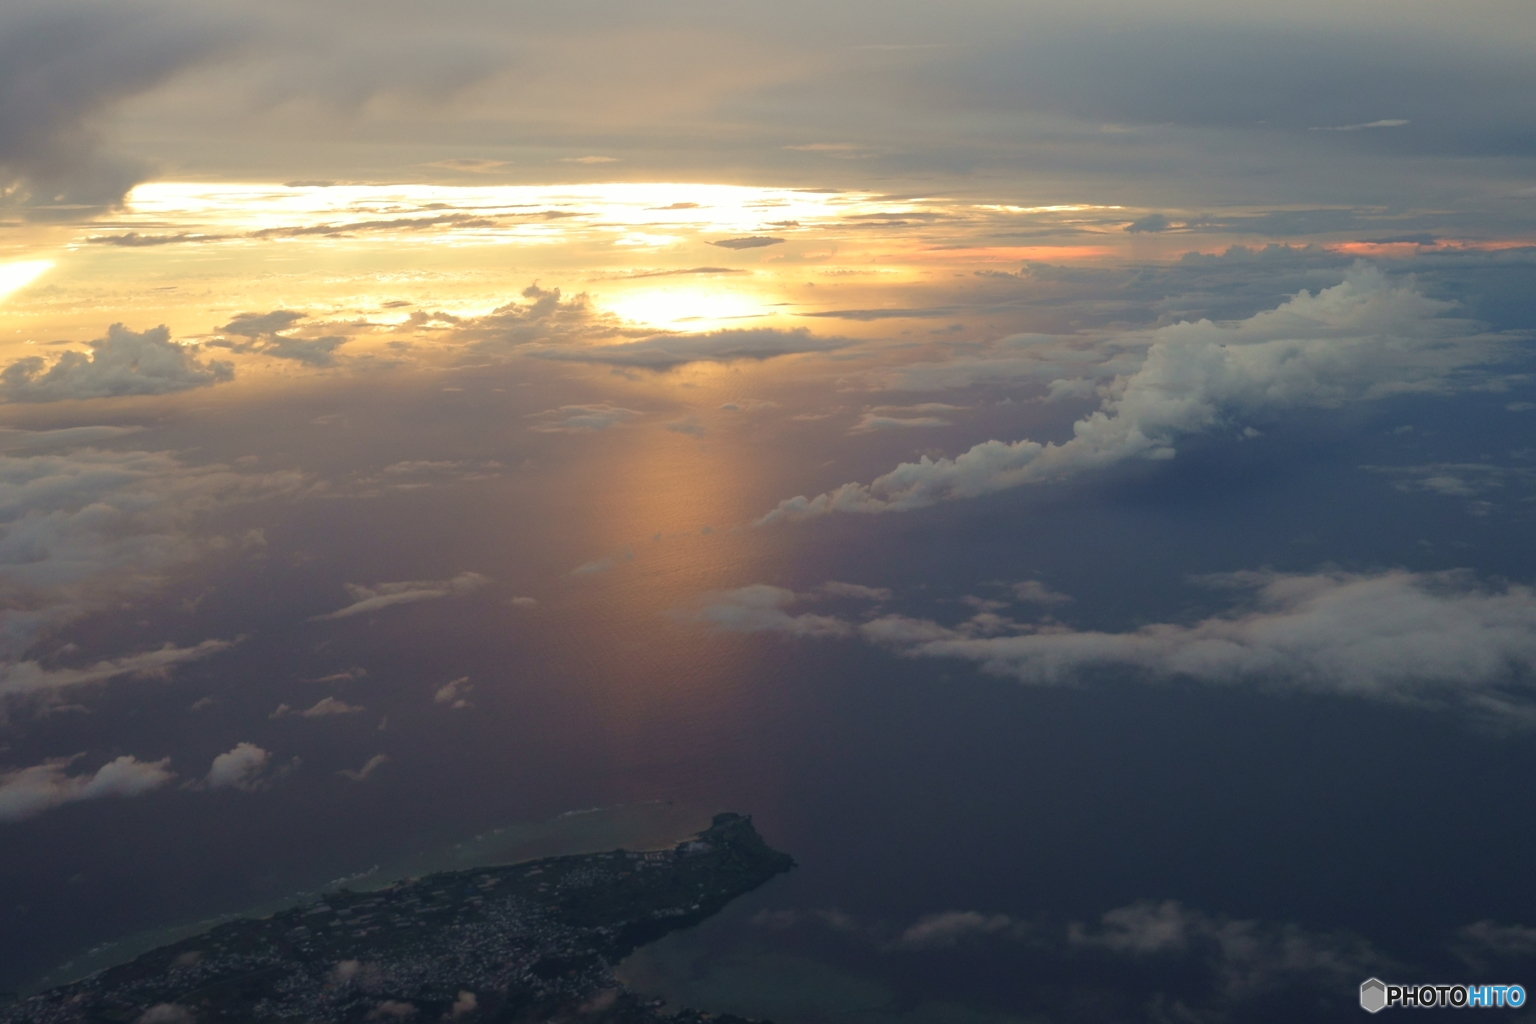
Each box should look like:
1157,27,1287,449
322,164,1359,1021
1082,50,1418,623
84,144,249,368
4,813,793,1024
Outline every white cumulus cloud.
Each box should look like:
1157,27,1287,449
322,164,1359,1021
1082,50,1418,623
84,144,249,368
204,742,271,791
861,569,1536,718
0,753,175,822
762,266,1506,523
0,324,233,402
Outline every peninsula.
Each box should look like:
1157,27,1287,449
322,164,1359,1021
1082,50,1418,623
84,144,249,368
4,813,793,1024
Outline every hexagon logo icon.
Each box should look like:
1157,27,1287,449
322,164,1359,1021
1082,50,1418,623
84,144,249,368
1361,978,1388,1013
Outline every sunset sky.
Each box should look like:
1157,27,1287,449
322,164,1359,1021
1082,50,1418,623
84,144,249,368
2,2,1535,1021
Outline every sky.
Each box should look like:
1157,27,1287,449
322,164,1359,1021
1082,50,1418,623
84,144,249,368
2,2,1536,1021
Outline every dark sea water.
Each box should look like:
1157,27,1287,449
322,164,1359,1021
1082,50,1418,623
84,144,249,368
2,366,1533,1022
12,599,1536,1020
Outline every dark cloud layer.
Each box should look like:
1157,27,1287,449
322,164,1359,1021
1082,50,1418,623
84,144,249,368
946,20,1536,156
710,236,785,250
209,312,348,367
0,1,235,211
3,0,1530,216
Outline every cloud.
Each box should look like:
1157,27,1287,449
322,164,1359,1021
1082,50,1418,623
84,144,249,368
801,306,967,323
625,267,746,279
710,236,784,249
339,754,389,782
0,641,233,703
1309,119,1410,132
762,266,1506,522
0,1,234,211
220,311,306,337
571,549,633,575
689,569,1536,717
1069,900,1386,1000
309,667,367,684
427,158,512,173
0,753,174,822
92,215,505,248
719,399,778,412
84,232,225,246
940,16,1527,162
1044,378,1098,401
350,459,505,494
440,287,839,371
897,911,1024,948
0,446,307,660
254,335,348,367
204,742,270,791
311,572,490,620
664,416,706,437
0,324,233,402
873,337,1145,394
1071,900,1192,954
208,311,348,366
528,327,852,369
527,404,643,433
784,143,866,152
861,569,1536,719
1363,462,1535,499
447,285,626,351
849,413,952,434
677,585,852,637
819,582,892,601
0,425,144,452
747,900,1382,1008
272,696,364,718
1452,921,1536,970
433,675,472,708
1011,580,1073,605
1125,213,1170,233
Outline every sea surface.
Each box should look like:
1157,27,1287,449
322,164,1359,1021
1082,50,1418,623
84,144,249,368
2,367,1533,1021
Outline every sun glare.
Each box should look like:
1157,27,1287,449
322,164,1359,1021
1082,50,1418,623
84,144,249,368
0,260,52,303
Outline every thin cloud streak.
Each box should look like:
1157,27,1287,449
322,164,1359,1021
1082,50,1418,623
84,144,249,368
686,570,1536,720
310,572,490,620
